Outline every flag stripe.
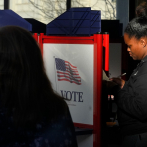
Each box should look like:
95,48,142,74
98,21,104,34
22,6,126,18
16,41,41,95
66,68,78,73
57,75,81,80
57,70,80,76
57,71,79,76
58,79,81,85
65,61,77,68
57,75,81,81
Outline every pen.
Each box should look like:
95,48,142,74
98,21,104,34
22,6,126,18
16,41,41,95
117,73,126,78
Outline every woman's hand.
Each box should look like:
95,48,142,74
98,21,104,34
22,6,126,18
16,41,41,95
109,78,125,89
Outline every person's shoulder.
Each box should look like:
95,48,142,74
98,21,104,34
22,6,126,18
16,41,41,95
138,60,147,74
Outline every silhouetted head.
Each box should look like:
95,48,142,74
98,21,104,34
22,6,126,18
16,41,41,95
0,26,66,127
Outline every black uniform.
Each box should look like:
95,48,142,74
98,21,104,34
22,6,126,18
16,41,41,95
116,55,147,137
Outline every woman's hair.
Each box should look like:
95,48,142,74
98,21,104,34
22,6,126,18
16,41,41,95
124,16,147,40
0,26,67,127
136,1,147,17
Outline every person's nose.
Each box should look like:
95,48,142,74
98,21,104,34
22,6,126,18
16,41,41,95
127,47,131,52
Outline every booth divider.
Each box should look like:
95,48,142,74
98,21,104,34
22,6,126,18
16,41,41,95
33,33,109,147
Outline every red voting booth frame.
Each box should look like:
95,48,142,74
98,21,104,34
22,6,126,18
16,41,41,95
33,33,109,147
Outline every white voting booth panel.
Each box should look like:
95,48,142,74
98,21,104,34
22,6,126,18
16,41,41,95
43,43,93,125
37,34,109,147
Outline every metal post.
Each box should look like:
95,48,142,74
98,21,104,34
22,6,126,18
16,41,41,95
66,0,71,10
4,0,9,9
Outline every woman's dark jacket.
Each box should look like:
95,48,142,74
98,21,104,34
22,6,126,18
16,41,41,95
116,55,147,136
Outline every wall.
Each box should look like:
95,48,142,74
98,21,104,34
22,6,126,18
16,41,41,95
116,0,129,35
0,0,4,9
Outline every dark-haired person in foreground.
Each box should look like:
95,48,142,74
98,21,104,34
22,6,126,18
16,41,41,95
110,16,147,146
0,26,78,147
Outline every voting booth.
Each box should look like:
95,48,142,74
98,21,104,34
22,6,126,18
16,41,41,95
32,32,109,147
33,7,109,147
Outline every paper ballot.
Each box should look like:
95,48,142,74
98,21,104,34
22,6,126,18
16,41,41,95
103,70,110,81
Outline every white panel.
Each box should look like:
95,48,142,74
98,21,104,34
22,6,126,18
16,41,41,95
43,43,94,125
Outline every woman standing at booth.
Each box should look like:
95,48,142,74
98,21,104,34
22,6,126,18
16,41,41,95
110,15,147,147
0,26,78,147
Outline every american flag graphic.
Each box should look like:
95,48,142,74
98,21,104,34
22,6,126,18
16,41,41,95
55,58,81,85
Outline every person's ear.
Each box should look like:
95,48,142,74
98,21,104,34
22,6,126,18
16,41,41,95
140,38,147,48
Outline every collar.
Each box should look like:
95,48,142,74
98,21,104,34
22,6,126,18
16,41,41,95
141,55,147,63
133,56,147,76
136,55,147,67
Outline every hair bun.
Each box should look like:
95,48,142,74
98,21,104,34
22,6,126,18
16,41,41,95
136,2,147,17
